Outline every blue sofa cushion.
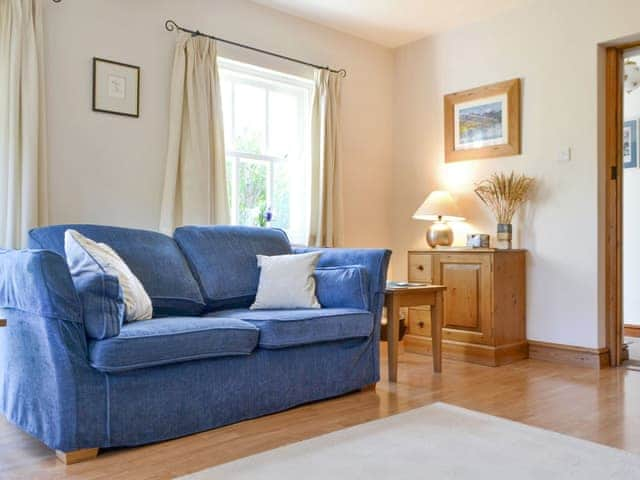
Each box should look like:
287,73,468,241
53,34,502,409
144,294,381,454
28,225,205,316
206,308,373,349
88,316,259,373
65,232,125,339
174,226,292,310
315,266,369,310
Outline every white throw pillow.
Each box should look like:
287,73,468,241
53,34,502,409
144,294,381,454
250,252,322,310
64,229,153,321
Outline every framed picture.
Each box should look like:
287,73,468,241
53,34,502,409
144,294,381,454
623,119,638,168
92,57,140,117
444,78,521,163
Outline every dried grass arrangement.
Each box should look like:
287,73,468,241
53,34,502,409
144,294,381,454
474,172,534,224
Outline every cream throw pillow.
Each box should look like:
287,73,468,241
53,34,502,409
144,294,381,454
250,252,322,310
64,229,153,321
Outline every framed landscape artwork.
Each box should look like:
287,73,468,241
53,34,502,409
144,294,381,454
93,57,140,117
623,119,638,168
444,78,521,163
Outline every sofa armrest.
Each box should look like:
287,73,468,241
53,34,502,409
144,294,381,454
295,247,391,384
0,249,107,451
0,249,82,322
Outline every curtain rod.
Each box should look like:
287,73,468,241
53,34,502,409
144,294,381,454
164,20,347,78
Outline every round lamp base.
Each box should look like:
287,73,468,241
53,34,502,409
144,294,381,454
426,221,453,248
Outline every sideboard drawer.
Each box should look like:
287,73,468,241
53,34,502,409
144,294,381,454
408,253,432,283
408,306,431,337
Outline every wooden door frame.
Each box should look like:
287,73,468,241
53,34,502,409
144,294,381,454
605,46,623,367
605,42,640,367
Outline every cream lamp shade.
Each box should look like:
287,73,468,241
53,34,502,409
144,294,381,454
412,191,465,222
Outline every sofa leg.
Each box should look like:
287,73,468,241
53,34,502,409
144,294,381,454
55,448,99,465
361,383,377,392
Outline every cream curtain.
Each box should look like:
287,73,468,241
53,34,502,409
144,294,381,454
308,69,343,247
0,0,48,248
160,34,229,234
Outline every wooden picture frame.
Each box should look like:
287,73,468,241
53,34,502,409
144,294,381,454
444,78,521,163
92,57,140,117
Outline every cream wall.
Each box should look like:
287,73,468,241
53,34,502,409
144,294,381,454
43,0,640,348
392,0,640,348
42,0,394,248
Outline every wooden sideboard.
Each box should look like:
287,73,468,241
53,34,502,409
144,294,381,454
404,249,527,366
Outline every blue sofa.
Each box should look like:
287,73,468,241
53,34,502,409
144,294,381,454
0,224,390,456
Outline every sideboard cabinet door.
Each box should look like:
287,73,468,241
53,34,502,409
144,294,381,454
432,253,493,345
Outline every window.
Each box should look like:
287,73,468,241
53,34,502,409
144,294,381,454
219,58,313,245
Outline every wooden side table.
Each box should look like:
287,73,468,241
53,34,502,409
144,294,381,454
384,285,445,382
0,319,6,327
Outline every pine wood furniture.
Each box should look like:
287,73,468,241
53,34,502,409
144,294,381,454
56,448,99,465
404,249,527,366
384,285,445,382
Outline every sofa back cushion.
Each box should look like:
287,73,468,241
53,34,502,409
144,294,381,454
29,225,205,316
174,225,291,310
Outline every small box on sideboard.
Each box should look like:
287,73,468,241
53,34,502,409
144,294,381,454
405,248,527,366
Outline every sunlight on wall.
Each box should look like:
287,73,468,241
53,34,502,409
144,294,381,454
450,221,484,247
435,161,485,246
440,160,478,194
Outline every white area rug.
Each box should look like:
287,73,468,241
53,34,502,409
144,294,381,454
181,403,640,479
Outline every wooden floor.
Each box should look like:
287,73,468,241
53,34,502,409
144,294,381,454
2,344,640,479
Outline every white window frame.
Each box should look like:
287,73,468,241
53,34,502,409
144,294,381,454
218,57,313,244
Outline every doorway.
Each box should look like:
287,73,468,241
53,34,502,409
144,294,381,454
605,43,640,368
622,47,640,365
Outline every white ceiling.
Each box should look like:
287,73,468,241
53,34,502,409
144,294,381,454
252,0,528,48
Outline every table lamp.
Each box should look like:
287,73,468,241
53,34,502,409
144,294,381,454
412,190,465,248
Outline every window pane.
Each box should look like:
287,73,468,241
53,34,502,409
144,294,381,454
271,161,290,231
268,91,298,158
234,83,266,154
238,159,268,226
218,59,312,245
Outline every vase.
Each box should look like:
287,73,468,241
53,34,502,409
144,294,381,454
496,223,512,250
426,218,453,248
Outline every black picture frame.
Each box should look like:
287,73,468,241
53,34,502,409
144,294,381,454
92,57,140,118
623,119,638,169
